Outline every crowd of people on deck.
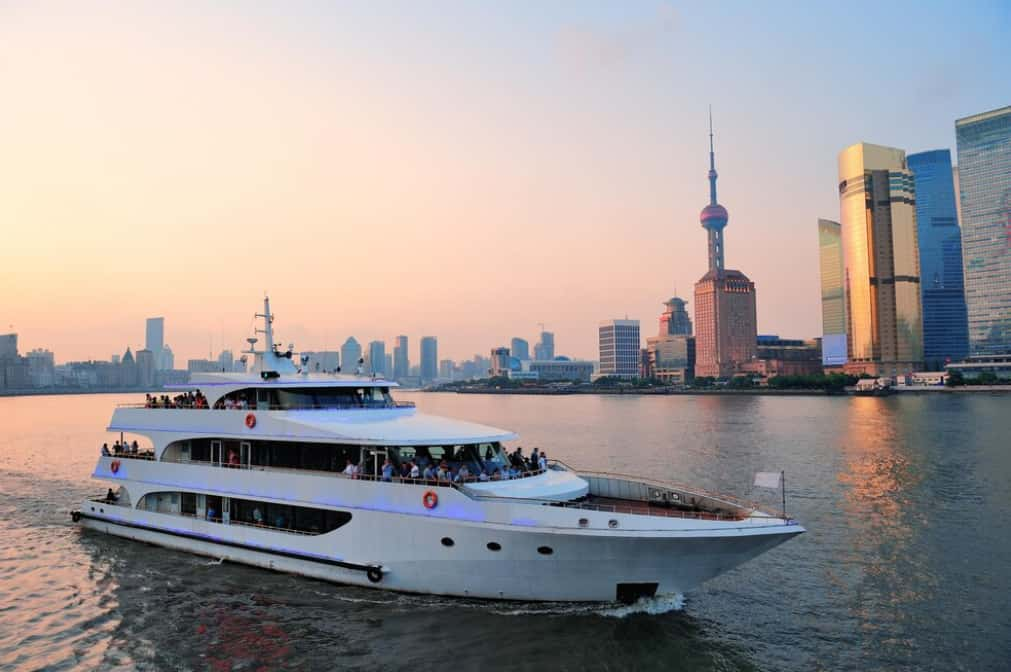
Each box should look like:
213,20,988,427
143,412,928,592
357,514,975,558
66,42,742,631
101,439,143,456
144,391,208,409
342,446,549,484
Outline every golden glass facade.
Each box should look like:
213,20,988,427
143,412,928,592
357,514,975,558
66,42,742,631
837,143,923,375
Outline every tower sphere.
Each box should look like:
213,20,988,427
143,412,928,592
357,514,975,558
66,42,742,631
700,203,728,230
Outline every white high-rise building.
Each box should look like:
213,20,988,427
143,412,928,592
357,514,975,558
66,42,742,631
598,319,640,379
341,337,363,374
146,317,166,369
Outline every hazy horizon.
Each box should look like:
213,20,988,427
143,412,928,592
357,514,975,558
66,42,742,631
2,2,1009,364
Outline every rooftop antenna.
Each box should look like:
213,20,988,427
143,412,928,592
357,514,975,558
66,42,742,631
708,104,717,206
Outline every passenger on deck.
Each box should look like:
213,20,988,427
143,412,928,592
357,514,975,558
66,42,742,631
131,440,139,454
455,464,471,483
227,449,239,466
485,446,494,461
478,469,490,482
538,451,547,471
490,468,501,481
106,488,117,502
511,447,524,469
343,459,359,478
101,443,111,456
252,506,263,524
422,464,436,480
409,462,420,479
381,457,395,482
206,506,217,521
437,461,451,482
113,441,122,454
224,397,235,410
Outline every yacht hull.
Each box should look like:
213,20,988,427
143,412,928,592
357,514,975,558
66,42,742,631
76,502,802,603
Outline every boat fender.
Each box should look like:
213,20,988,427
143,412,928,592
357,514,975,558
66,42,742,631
110,460,120,474
71,510,81,523
245,413,256,429
366,566,383,584
422,491,438,510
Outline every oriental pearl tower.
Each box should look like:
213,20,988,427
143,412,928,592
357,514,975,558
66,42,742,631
692,108,757,379
701,108,729,275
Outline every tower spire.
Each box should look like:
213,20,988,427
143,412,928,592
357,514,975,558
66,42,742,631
708,105,718,206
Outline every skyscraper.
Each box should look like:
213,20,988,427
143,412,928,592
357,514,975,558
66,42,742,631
533,332,554,361
368,340,386,376
598,319,640,378
646,298,695,384
510,337,530,361
145,317,165,369
693,114,757,378
394,335,409,379
420,337,438,383
341,337,362,374
658,297,692,336
838,142,923,375
818,218,847,367
955,106,1011,356
908,149,969,368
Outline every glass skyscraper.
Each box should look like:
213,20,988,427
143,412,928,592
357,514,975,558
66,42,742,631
837,143,923,375
907,149,969,368
420,336,438,383
955,106,1011,355
818,219,847,366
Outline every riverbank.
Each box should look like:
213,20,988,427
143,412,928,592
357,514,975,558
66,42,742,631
448,386,839,396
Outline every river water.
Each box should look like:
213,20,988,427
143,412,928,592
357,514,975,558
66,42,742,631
0,392,1009,671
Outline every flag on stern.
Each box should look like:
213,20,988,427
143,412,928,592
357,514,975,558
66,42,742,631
754,472,783,489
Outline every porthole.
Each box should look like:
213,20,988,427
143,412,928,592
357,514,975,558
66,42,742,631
578,518,589,528
441,537,454,547
487,542,501,551
537,546,553,555
608,519,619,529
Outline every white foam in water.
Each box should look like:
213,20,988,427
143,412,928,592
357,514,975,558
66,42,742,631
598,593,685,618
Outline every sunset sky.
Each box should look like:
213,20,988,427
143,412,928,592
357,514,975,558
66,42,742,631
1,2,1009,363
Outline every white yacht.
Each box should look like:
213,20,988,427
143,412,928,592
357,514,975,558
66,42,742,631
74,298,803,603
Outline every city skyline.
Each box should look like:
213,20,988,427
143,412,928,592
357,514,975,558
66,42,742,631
1,3,1009,363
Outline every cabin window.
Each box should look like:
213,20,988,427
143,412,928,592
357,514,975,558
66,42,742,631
181,493,197,516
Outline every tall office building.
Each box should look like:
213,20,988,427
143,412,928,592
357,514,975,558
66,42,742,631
646,298,695,384
394,335,409,379
341,337,362,373
367,340,386,376
145,317,165,369
693,117,757,378
533,332,554,361
818,218,847,367
955,106,1011,355
385,353,394,379
658,297,692,336
420,337,438,383
510,337,530,361
598,319,640,378
838,142,923,375
907,149,970,368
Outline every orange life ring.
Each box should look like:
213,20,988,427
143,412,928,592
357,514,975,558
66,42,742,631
110,460,120,474
422,490,438,510
245,413,256,429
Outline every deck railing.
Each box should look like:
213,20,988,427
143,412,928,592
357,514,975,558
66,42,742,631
115,401,416,411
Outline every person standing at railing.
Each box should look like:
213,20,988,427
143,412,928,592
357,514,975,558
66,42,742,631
101,443,111,456
252,506,263,525
538,451,547,471
381,457,395,482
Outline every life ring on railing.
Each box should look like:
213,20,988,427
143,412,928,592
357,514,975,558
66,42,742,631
110,460,120,474
71,510,81,523
422,490,438,510
366,566,383,583
245,413,256,429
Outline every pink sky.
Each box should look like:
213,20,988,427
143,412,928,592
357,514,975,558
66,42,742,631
1,3,1006,363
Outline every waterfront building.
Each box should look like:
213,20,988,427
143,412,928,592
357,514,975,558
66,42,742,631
490,347,511,377
946,354,1011,381
420,337,438,383
341,337,363,374
439,359,455,380
534,332,555,361
838,142,923,376
0,334,30,390
217,350,234,373
528,359,594,382
120,347,138,387
26,349,55,388
955,106,1011,356
0,334,17,360
645,297,695,384
367,341,386,377
161,345,175,372
818,219,847,367
908,149,970,368
136,349,156,388
394,336,409,379
510,338,530,361
598,319,640,379
693,118,758,379
384,353,394,378
741,336,823,378
659,297,692,336
145,318,165,369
